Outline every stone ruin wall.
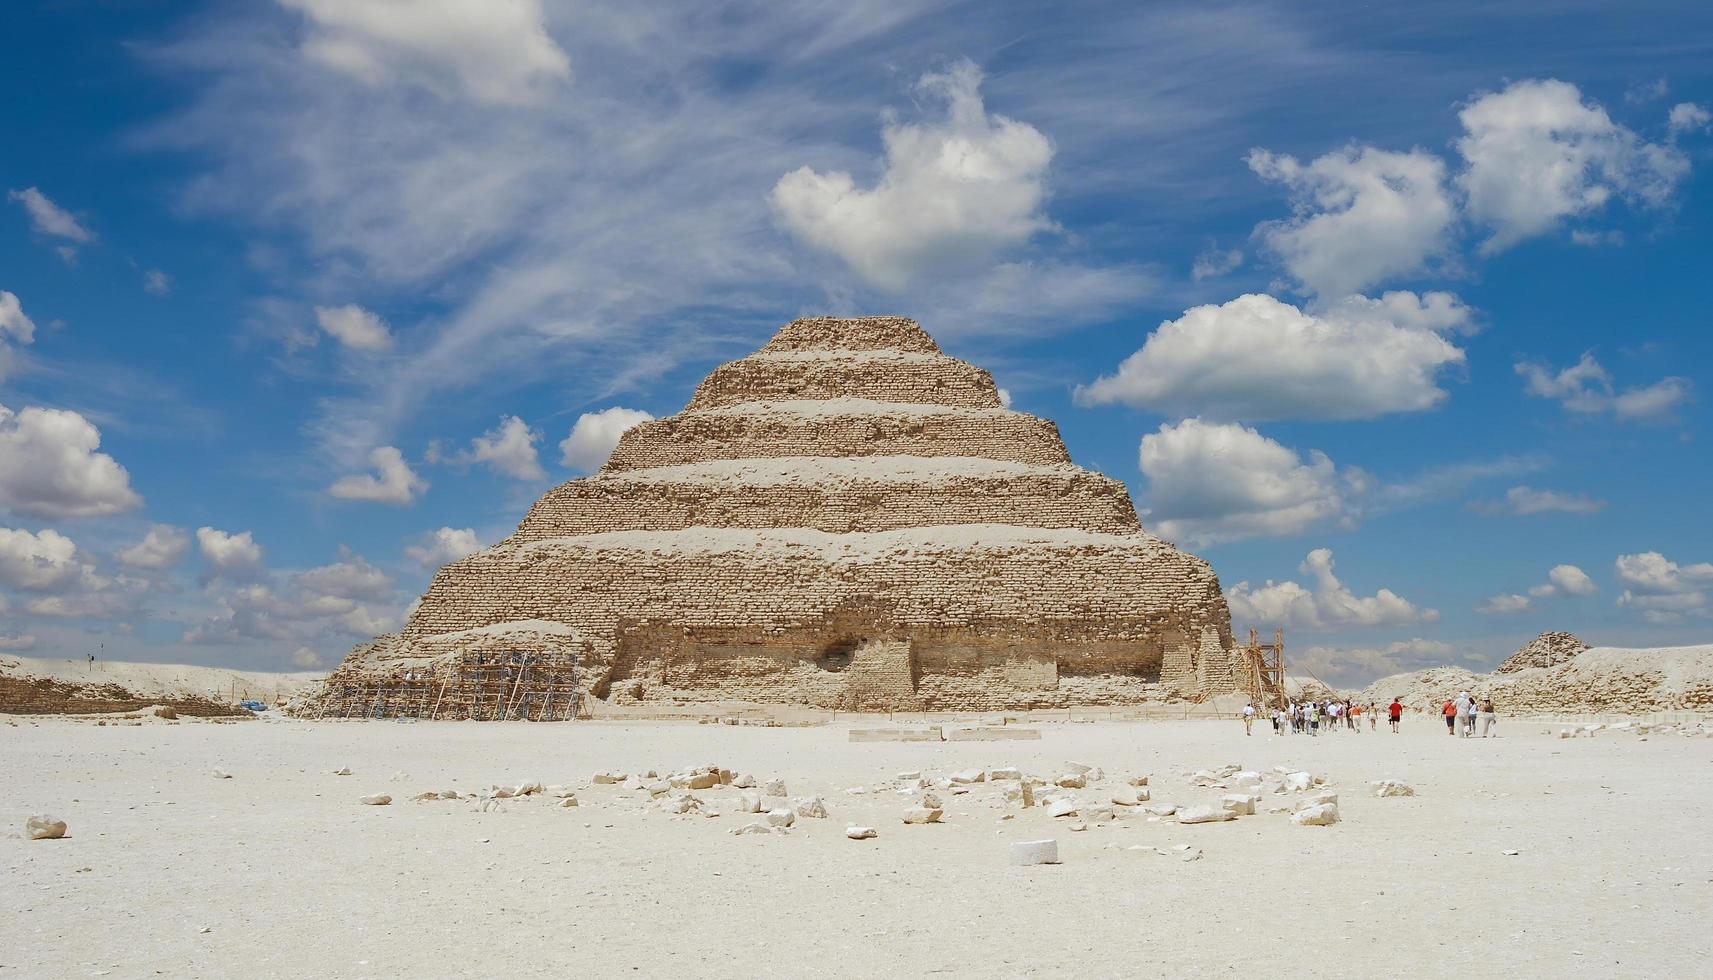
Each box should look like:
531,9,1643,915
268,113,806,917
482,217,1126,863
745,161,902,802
324,315,1242,713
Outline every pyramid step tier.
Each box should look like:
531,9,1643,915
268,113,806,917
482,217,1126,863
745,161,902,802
603,401,1070,471
515,457,1141,538
686,349,1001,410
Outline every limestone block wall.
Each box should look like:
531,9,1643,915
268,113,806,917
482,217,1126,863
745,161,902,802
512,464,1140,537
603,405,1072,470
687,352,1001,410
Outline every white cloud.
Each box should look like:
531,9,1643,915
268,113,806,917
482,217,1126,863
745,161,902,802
182,548,399,645
1547,563,1597,596
297,553,394,604
1138,419,1351,545
0,290,38,381
7,187,95,244
1191,246,1243,281
1472,485,1606,516
328,446,427,505
0,403,142,519
1294,638,1457,687
143,269,172,296
559,407,653,473
278,0,571,105
117,524,192,569
1478,592,1533,614
0,527,88,591
996,388,1012,409
1516,352,1692,422
434,415,545,480
1668,102,1711,136
196,526,264,578
405,526,483,568
289,646,324,668
772,59,1054,290
1456,79,1690,253
1247,145,1456,297
314,303,394,351
0,633,38,652
1076,291,1468,421
1228,548,1438,630
1614,551,1713,623
1611,377,1693,421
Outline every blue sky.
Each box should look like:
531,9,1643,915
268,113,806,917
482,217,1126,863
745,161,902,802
1,0,1709,684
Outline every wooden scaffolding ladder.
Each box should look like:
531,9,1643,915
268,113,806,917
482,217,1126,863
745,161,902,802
1238,628,1286,710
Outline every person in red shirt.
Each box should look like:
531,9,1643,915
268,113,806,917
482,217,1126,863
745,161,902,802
1442,699,1457,735
1388,698,1403,733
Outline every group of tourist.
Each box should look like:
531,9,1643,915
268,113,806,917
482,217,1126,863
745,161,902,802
1440,691,1498,737
1241,692,1499,737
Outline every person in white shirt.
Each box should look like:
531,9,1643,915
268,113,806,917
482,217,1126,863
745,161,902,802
1241,702,1256,735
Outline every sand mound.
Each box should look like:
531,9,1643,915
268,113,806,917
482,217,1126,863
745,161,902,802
0,656,323,717
1358,643,1713,715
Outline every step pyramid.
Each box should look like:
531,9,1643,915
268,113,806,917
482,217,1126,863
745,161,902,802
332,316,1239,711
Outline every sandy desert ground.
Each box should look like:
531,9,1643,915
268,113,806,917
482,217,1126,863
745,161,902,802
5,713,1711,979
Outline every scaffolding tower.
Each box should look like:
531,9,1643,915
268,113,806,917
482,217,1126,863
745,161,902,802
1237,628,1286,710
316,647,585,721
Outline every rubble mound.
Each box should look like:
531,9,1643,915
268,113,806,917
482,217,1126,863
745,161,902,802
313,316,1240,715
1358,644,1713,715
1495,631,1589,674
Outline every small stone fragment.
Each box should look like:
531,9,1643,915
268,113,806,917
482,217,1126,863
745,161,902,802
1176,805,1234,825
765,808,796,828
1219,794,1258,816
26,815,67,840
902,807,943,824
359,793,392,806
1010,839,1060,865
761,778,788,798
1291,803,1340,826
1371,779,1416,798
792,796,829,819
846,826,878,840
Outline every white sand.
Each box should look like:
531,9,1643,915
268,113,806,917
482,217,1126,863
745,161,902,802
1,655,322,705
5,715,1710,977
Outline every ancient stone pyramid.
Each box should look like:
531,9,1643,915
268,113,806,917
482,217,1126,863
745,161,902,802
338,316,1239,711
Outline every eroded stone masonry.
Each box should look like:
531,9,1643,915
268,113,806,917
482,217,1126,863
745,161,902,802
321,316,1241,713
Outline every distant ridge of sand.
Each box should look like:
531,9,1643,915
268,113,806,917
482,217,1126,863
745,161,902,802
1,655,324,715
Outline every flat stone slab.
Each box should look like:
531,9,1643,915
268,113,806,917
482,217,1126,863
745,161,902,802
945,727,1042,741
849,727,943,742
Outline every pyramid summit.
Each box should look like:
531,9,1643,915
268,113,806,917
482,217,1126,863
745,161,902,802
317,316,1241,714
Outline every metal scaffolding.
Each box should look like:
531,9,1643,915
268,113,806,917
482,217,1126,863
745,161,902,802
316,648,584,721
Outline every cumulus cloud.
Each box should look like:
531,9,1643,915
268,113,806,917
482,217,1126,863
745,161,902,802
1471,485,1607,516
1191,247,1243,281
183,549,400,646
0,633,38,652
1248,145,1456,296
1228,548,1438,630
314,303,394,351
1544,564,1597,596
1456,79,1690,253
278,0,571,105
7,187,95,254
772,59,1054,290
0,290,37,381
0,403,142,520
1614,551,1713,624
196,526,264,579
1076,291,1469,421
405,526,483,569
559,407,654,473
117,524,192,569
1516,352,1693,422
1667,102,1711,137
1294,638,1457,688
432,415,545,480
0,527,90,591
289,646,324,668
328,446,427,505
1138,419,1351,545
